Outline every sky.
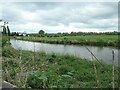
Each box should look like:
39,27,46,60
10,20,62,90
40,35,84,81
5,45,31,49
0,1,118,33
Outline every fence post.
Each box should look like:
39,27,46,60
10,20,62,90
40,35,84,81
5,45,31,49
33,38,35,70
92,56,100,88
112,50,115,89
33,42,35,60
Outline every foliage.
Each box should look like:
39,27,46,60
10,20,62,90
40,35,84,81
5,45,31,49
3,26,7,35
2,45,119,88
7,26,10,36
39,30,45,34
26,31,120,37
2,25,11,36
2,35,10,47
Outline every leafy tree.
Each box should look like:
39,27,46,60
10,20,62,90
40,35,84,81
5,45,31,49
7,26,10,36
39,30,45,34
3,26,7,35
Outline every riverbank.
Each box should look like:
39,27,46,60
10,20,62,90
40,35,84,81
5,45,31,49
2,44,119,88
14,35,119,47
10,39,119,65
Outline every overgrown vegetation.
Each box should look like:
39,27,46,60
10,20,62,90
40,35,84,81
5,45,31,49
2,35,10,47
2,43,119,88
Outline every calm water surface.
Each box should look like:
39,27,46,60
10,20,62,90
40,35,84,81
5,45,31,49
10,39,119,65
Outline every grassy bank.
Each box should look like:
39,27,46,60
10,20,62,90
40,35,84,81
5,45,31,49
2,44,119,88
15,35,119,47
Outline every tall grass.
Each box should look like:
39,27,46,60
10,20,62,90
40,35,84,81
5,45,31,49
2,45,119,88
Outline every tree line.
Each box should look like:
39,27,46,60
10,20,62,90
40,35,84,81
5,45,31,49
28,30,120,37
9,29,120,37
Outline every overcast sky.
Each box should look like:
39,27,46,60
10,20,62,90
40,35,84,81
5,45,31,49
1,2,118,33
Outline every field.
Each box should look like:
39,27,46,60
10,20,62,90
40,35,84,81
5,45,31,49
15,35,119,47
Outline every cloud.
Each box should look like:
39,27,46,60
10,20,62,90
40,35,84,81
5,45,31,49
2,2,118,33
0,2,3,19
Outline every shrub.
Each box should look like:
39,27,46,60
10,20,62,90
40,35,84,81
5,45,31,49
2,36,10,47
2,48,13,57
57,65,73,75
27,71,48,89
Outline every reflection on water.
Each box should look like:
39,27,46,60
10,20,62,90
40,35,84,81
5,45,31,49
10,39,119,65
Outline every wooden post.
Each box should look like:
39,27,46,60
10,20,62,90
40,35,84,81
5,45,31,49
33,37,36,60
86,46,102,88
33,38,35,70
92,56,100,88
112,50,115,89
34,42,35,60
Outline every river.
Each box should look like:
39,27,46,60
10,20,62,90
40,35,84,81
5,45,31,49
10,39,119,65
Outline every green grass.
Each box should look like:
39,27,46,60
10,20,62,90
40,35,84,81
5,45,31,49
2,45,119,88
15,35,119,47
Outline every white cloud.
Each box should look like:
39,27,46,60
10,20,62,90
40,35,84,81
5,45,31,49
0,2,3,19
2,2,118,33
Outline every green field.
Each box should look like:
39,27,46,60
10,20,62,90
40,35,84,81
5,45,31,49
15,35,119,47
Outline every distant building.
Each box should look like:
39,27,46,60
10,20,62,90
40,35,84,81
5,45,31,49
18,32,22,36
0,21,4,32
18,32,27,36
23,31,27,36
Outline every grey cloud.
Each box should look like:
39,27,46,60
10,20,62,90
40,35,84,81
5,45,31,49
2,2,118,32
12,2,63,11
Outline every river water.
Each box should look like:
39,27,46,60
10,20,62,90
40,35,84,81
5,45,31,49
10,39,119,65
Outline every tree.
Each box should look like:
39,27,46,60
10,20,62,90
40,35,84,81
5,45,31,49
3,26,7,35
39,30,45,34
7,26,10,36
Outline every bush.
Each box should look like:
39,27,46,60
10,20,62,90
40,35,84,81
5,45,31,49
2,48,13,57
57,65,73,75
27,71,49,89
2,36,10,47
